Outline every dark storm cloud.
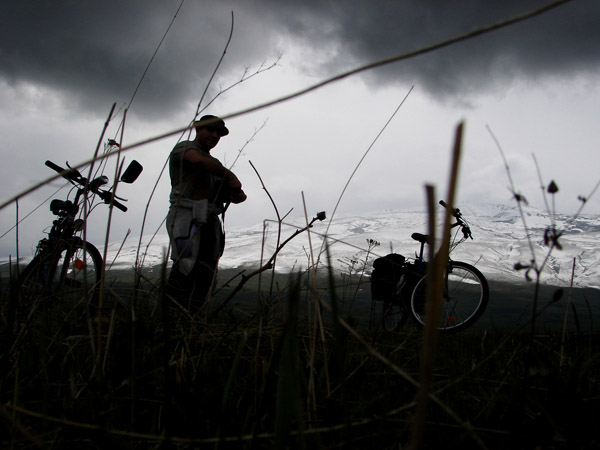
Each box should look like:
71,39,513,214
0,1,259,120
2,0,599,120
267,0,600,100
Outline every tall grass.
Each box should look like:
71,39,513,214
2,121,599,449
2,4,600,446
2,266,599,448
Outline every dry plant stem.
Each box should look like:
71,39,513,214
0,404,43,448
15,200,19,277
410,122,467,450
85,102,116,196
486,125,536,259
488,125,595,337
126,0,185,115
560,257,577,366
78,102,116,363
199,57,281,116
0,183,69,242
299,228,388,263
133,158,169,276
573,177,600,218
4,396,430,446
4,399,402,446
98,109,128,347
209,216,321,318
302,192,331,406
249,160,289,304
533,154,557,228
528,157,598,336
228,121,268,177
106,229,132,272
190,11,234,138
317,87,413,267
103,0,183,145
410,186,438,450
255,225,269,313
101,307,118,373
0,0,570,211
348,239,379,311
314,294,485,448
211,159,284,317
487,125,545,335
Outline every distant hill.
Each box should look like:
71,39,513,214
4,203,599,289
98,202,600,289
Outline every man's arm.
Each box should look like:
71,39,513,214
183,149,242,190
184,149,247,204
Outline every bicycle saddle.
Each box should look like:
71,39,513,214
411,233,429,244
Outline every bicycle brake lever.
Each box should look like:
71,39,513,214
65,162,83,180
463,226,473,239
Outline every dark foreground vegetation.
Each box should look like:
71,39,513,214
1,266,599,449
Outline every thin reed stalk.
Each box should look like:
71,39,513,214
316,86,413,269
97,110,128,358
88,103,117,362
302,191,331,408
14,200,19,278
409,123,483,450
560,257,577,366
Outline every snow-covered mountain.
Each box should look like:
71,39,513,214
5,203,599,289
99,202,600,289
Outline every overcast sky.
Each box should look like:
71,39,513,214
1,0,599,258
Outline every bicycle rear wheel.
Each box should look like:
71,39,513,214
18,238,103,307
410,261,489,331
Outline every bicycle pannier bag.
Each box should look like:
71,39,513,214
371,253,405,301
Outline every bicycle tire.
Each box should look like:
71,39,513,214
17,238,103,307
410,261,489,332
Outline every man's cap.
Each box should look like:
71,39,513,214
194,115,229,136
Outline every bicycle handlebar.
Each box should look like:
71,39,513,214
45,160,65,174
439,200,460,217
45,160,82,182
46,160,127,212
99,191,128,212
439,200,472,239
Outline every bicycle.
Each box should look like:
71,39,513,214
10,158,143,319
371,201,489,332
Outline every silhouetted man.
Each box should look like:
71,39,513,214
166,115,246,311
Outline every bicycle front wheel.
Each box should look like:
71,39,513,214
410,261,489,331
18,238,103,307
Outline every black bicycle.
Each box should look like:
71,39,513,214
371,201,489,332
12,158,142,312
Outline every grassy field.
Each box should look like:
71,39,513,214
1,264,599,449
49,264,598,331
